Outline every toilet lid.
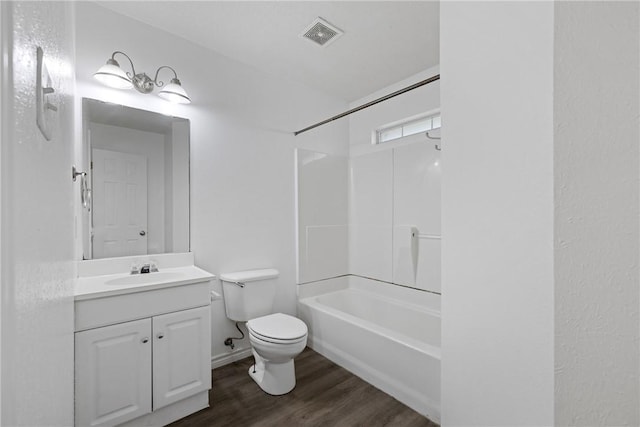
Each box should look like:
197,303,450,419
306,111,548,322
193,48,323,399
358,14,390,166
247,313,308,341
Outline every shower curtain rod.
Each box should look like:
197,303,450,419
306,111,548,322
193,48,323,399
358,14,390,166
294,74,440,136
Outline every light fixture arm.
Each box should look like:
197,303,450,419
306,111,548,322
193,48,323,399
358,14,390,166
153,65,179,88
111,51,137,79
94,50,191,104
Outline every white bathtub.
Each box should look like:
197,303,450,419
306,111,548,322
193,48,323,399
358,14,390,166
297,275,441,423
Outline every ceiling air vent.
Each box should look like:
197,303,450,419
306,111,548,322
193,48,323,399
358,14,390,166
301,17,343,48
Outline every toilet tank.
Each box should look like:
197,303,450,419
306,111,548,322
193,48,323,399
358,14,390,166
219,269,279,322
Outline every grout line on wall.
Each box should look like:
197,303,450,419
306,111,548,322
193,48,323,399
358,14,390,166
350,274,442,295
297,274,352,286
297,273,442,296
391,148,395,283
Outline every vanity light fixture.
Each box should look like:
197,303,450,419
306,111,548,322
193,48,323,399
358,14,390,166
94,51,191,104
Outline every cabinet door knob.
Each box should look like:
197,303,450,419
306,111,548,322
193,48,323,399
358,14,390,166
141,337,149,344
157,333,164,339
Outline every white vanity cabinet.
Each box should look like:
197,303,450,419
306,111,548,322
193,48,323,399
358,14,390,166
152,306,211,409
74,266,214,427
75,318,153,426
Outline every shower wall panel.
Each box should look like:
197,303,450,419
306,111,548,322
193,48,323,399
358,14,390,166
348,150,393,282
296,149,349,284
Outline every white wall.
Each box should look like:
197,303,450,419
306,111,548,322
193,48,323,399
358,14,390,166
554,2,639,425
442,3,640,425
74,3,349,363
441,2,555,425
90,122,166,255
0,2,76,425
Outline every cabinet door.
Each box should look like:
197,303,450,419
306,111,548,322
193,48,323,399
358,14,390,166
153,306,211,409
75,318,152,427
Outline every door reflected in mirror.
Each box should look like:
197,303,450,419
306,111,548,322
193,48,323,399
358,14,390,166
82,98,190,259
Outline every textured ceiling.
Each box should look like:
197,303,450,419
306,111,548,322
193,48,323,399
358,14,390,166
95,1,440,102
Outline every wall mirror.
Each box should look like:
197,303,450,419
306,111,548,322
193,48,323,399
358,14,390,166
81,98,190,260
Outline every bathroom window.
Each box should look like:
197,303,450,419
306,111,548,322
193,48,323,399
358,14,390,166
374,113,441,144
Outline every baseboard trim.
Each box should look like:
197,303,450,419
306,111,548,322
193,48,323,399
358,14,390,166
118,391,208,427
211,348,253,369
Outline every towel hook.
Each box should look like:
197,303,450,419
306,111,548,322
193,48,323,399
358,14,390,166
72,165,86,182
425,131,441,140
426,131,441,151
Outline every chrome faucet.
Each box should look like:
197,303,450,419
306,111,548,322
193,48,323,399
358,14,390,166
131,261,158,274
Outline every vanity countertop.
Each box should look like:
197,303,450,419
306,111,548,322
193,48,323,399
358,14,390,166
75,265,215,301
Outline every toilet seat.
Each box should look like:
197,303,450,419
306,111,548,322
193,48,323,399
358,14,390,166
249,330,307,345
247,313,308,343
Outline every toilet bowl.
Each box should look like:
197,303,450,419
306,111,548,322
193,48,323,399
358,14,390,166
246,313,308,395
220,269,308,395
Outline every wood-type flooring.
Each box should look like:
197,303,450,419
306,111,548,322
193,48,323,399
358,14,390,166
169,347,439,427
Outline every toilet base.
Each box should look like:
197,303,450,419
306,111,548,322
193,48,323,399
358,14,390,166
248,351,296,395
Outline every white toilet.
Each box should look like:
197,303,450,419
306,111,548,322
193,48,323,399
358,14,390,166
220,269,308,395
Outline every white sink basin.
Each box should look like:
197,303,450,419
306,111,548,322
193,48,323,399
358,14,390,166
105,272,184,286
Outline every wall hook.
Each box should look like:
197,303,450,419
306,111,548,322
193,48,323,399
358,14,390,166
425,131,441,150
72,165,86,182
425,131,441,140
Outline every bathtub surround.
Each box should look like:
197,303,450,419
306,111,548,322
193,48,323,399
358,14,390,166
296,66,441,291
348,149,393,282
296,149,348,284
349,134,442,293
348,67,441,294
0,2,76,425
441,2,639,425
